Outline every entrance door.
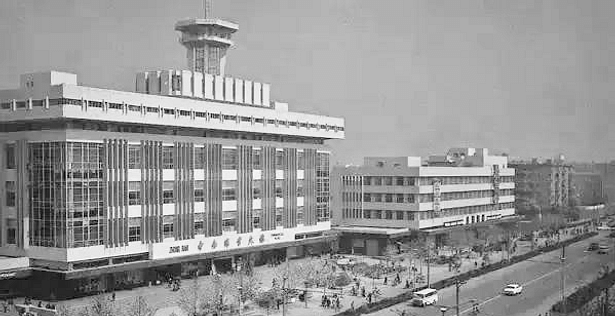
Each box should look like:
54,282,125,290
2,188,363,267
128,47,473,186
366,239,380,256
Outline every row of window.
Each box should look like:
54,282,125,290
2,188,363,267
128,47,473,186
352,175,515,187
342,202,515,221
0,98,345,133
129,146,308,170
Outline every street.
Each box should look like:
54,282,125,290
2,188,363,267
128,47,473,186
375,231,614,316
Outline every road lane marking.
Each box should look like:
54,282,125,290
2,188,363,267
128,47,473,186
459,251,590,315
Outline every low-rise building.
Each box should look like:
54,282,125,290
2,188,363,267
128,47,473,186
331,148,516,256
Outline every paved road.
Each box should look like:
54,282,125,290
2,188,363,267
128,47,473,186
375,232,615,316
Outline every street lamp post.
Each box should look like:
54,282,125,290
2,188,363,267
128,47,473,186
237,258,243,316
282,276,288,316
440,307,448,316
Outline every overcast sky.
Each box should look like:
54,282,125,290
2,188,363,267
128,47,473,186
1,0,614,165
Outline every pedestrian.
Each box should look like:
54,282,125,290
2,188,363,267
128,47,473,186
384,276,388,285
351,300,355,310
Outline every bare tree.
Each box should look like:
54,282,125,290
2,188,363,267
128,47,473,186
125,296,155,316
176,277,202,316
82,295,116,316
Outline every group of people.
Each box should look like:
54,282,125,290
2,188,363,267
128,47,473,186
383,272,403,286
320,293,341,310
267,257,285,267
167,277,181,291
22,297,57,310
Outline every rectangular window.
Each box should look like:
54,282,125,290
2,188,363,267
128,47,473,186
128,181,141,205
406,194,415,203
363,210,371,219
5,144,15,169
373,193,382,203
194,147,205,167
363,193,370,202
222,180,236,201
253,214,260,229
385,210,393,220
297,151,305,170
374,177,382,186
163,181,174,204
171,74,181,92
5,181,16,207
194,180,205,202
162,146,174,169
384,177,393,186
222,148,237,169
297,179,304,197
252,149,262,169
396,194,404,203
128,145,141,169
163,223,174,238
275,150,284,169
364,176,372,185
385,194,393,203
396,211,404,220
275,179,283,198
396,177,404,186
297,206,304,225
194,221,204,235
222,218,235,232
253,180,262,199
275,207,283,227
128,226,141,242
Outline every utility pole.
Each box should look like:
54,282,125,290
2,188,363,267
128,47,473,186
455,279,466,316
560,244,566,315
427,244,431,288
282,276,287,316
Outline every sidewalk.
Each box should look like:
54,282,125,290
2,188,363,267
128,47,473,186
7,227,586,316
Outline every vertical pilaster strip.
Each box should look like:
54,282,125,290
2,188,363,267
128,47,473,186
261,146,276,231
283,148,297,228
123,140,129,246
156,141,163,242
237,145,254,233
103,140,109,247
304,148,317,226
206,143,222,236
140,140,146,243
188,143,195,239
16,140,29,248
0,141,5,247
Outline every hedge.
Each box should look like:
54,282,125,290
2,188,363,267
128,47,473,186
334,231,599,316
552,266,615,313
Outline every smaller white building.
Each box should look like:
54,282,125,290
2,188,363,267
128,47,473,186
331,148,516,255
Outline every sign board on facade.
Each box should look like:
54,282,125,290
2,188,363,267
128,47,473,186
147,223,330,260
433,179,442,212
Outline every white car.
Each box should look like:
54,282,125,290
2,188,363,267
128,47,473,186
503,284,523,295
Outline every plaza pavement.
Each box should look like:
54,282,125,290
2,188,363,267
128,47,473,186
1,228,583,316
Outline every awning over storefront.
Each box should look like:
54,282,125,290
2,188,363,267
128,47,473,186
47,235,336,280
333,226,414,239
421,215,522,235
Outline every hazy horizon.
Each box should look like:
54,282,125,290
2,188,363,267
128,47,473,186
1,0,613,165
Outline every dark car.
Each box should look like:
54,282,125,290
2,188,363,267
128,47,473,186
588,243,600,251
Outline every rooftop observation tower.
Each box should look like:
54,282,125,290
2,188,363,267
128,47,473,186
175,0,238,76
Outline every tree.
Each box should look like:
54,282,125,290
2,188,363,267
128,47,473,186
55,305,77,316
82,295,116,316
177,277,202,316
125,296,155,316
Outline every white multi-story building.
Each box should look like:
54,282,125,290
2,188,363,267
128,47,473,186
0,5,344,299
331,148,515,256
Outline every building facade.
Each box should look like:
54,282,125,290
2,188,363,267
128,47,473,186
331,148,516,256
570,172,604,206
511,159,572,213
0,9,344,299
594,161,615,204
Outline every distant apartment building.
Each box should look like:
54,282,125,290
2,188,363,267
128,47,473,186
594,161,615,204
331,148,516,256
570,172,603,206
0,8,344,299
511,158,572,213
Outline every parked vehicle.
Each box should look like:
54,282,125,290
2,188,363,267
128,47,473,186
412,288,438,307
598,245,610,254
588,243,600,251
503,284,523,295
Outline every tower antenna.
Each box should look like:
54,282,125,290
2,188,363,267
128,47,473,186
203,0,212,18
